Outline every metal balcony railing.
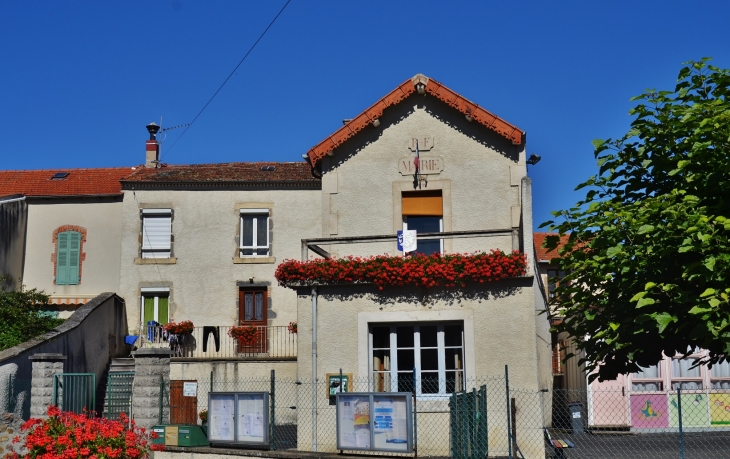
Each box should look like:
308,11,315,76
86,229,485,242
137,324,297,360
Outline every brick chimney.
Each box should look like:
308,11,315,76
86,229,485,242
145,122,161,168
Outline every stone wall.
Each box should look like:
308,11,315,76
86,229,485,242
132,348,170,428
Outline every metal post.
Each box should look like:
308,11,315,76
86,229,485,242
678,387,685,459
505,365,512,459
413,367,418,458
511,397,517,455
270,369,276,450
210,370,214,393
311,286,318,451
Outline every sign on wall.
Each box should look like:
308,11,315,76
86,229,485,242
326,373,353,397
183,382,197,397
398,156,444,175
336,392,413,453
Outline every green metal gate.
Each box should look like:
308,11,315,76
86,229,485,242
106,372,134,419
450,385,488,459
53,373,96,414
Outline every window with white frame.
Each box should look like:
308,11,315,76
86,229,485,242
671,358,703,390
631,363,663,392
710,360,730,390
140,288,169,325
240,210,270,257
141,209,172,258
370,322,464,395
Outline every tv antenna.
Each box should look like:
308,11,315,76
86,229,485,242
156,117,190,142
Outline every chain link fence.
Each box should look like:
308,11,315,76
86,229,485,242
161,370,730,458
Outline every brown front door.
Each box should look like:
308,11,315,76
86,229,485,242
170,380,198,425
238,289,268,354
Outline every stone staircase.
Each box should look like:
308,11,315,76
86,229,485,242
100,358,134,418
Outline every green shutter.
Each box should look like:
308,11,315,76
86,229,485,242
67,232,81,285
143,296,155,324
56,232,69,284
158,296,169,324
56,231,81,285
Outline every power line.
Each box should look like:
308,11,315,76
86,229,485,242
161,0,292,160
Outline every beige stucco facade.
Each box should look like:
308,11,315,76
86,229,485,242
118,188,321,333
22,198,124,318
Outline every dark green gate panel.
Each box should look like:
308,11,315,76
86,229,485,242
106,372,134,419
53,373,96,414
450,385,488,459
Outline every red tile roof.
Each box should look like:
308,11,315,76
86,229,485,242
122,162,317,183
534,232,569,263
306,74,524,166
0,167,134,197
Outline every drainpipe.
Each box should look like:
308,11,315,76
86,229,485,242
312,286,318,451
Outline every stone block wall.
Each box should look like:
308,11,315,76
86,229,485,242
132,348,170,428
29,354,65,418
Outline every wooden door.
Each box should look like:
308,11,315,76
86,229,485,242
238,289,268,354
589,373,630,427
170,380,198,425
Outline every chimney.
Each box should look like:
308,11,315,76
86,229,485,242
145,122,161,168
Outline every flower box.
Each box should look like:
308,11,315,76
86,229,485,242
275,251,527,290
163,320,194,335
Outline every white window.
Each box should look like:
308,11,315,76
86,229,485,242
671,358,703,390
140,287,170,325
710,360,730,390
240,210,270,257
631,364,663,392
370,322,464,396
141,209,172,258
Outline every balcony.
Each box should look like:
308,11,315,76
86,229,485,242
137,325,297,360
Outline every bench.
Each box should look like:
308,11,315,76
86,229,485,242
544,428,575,458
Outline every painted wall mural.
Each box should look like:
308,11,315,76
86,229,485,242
709,393,730,426
630,394,669,428
669,393,709,428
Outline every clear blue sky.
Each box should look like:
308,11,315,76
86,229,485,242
2,1,729,226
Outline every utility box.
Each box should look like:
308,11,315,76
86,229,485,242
177,425,210,447
150,425,209,447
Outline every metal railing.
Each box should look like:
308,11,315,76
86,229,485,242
137,325,297,359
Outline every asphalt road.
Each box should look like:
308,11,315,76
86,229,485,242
545,431,730,459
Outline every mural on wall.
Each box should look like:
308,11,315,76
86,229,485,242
669,393,709,427
709,393,730,426
630,394,669,428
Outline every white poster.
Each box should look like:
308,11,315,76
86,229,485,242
183,382,197,397
373,395,409,451
208,394,235,442
337,396,371,449
237,394,266,443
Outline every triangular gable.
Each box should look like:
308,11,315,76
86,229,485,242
306,74,524,166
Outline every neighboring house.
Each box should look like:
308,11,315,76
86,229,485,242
0,194,27,291
0,167,134,317
118,125,321,381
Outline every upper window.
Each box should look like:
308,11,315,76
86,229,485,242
141,288,169,325
370,322,464,396
402,191,443,255
55,230,82,285
547,269,566,300
671,358,703,390
710,360,730,390
141,209,172,258
631,364,663,392
240,210,270,257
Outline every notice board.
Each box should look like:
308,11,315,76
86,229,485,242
207,392,269,447
336,392,412,453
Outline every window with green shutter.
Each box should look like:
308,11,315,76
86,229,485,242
141,291,169,325
56,231,81,285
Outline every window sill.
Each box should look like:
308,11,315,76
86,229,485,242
234,256,276,264
135,257,177,265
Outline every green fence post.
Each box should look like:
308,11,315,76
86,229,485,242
505,365,512,459
270,369,276,450
678,387,685,459
158,375,163,425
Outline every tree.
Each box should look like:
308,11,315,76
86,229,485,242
542,58,730,381
0,275,64,350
